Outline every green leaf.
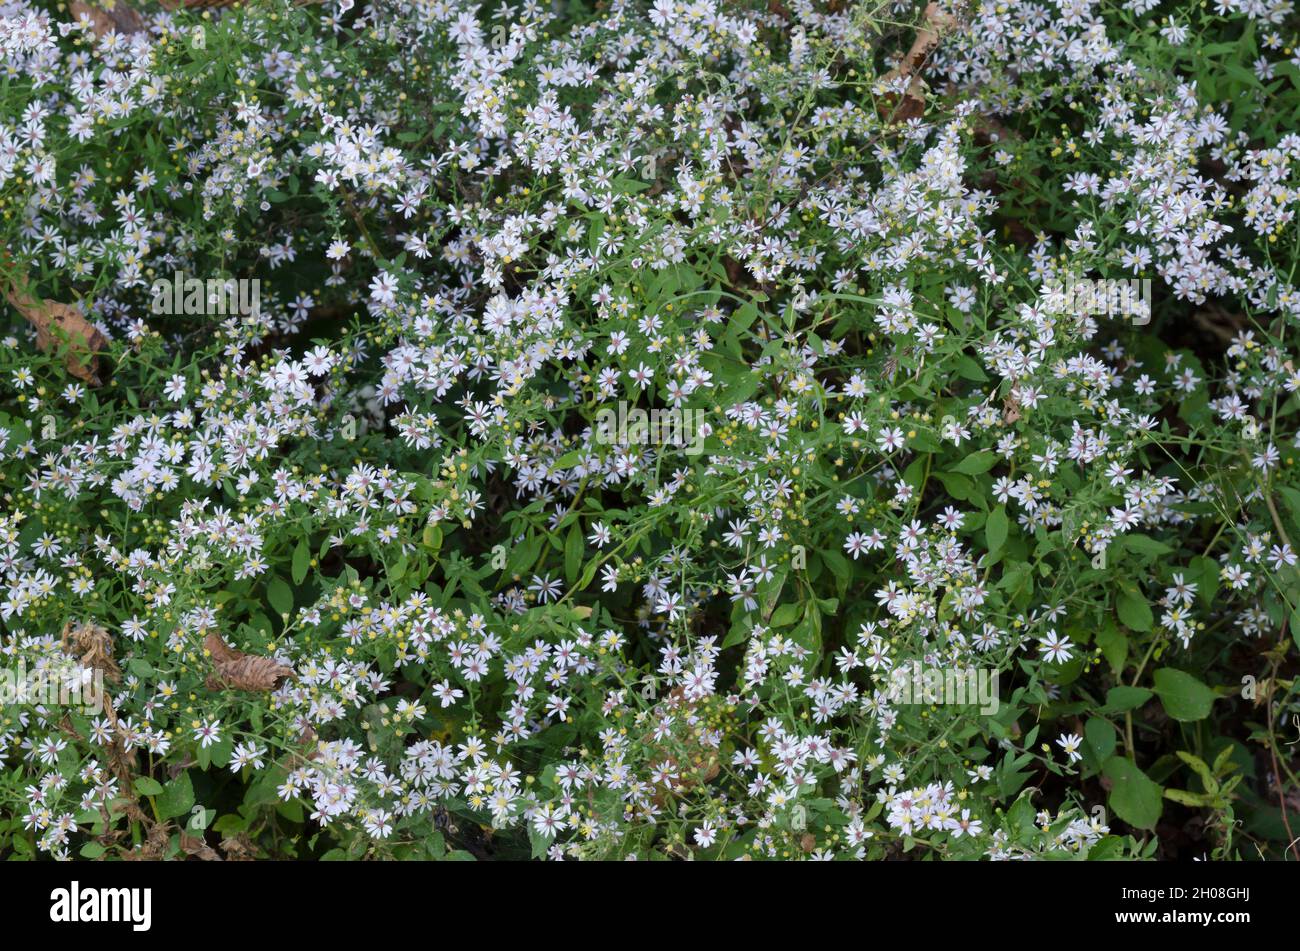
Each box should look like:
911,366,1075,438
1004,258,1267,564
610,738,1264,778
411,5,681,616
1277,486,1300,535
730,302,759,333
951,450,996,475
935,470,974,500
1103,756,1164,830
820,548,851,588
1085,717,1117,765
267,577,294,617
158,771,196,819
575,555,600,592
722,618,752,649
506,535,542,577
422,522,443,552
427,830,447,859
1117,534,1173,559
564,522,583,583
1094,623,1129,674
1116,589,1153,631
134,777,164,797
1100,686,1152,714
769,602,801,627
985,505,1008,555
953,354,988,382
1163,789,1213,807
1175,751,1218,794
1152,668,1217,722
292,539,310,585
529,824,551,859
1086,836,1126,860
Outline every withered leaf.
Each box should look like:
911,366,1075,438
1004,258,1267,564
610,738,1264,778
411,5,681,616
180,831,222,861
1002,394,1022,425
878,3,959,121
204,632,293,692
4,280,107,385
69,0,148,37
220,831,257,861
162,0,325,7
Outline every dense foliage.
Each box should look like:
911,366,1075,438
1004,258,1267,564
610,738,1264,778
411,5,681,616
2,0,1300,861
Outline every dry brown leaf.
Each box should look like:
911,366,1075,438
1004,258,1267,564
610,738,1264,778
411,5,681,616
878,3,959,122
70,0,148,37
204,631,293,692
95,825,128,855
220,831,257,861
180,831,222,861
1002,393,1022,425
110,797,150,825
973,114,1021,149
161,0,325,7
3,280,107,385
